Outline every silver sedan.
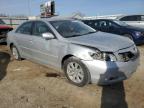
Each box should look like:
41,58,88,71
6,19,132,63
7,18,139,86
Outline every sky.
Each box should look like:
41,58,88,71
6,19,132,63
0,0,144,16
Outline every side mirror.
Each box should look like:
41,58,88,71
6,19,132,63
42,33,54,40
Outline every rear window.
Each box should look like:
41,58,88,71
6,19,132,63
82,20,99,28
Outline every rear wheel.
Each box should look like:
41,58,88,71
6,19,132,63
63,57,90,87
11,45,21,60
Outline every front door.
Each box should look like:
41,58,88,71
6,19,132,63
30,21,59,67
107,21,121,35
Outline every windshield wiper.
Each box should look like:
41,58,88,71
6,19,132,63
83,31,97,35
65,34,83,38
65,31,97,38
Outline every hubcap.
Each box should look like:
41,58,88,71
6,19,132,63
12,47,18,59
67,62,84,83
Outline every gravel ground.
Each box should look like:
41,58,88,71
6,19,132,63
0,44,144,108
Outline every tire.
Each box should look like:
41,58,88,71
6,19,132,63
124,34,133,41
11,45,21,60
63,57,90,87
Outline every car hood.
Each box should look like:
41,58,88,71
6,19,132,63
67,32,134,52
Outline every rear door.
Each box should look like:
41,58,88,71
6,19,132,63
107,21,121,35
14,21,33,59
30,21,59,67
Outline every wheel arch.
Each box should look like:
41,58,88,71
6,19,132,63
61,54,74,69
62,55,92,86
10,43,14,50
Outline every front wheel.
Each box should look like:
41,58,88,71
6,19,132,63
63,57,90,87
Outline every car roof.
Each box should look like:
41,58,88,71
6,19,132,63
116,14,144,20
82,19,119,22
30,16,75,22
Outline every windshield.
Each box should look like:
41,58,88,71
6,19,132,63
0,19,5,24
114,20,128,26
50,20,96,38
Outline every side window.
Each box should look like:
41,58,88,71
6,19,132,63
83,20,88,24
88,21,93,25
120,16,130,21
83,20,93,26
16,22,32,35
107,21,117,28
120,15,141,21
141,15,144,21
94,21,99,27
33,21,52,36
99,21,107,28
87,21,95,28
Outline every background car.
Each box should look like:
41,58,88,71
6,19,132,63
82,19,144,45
0,19,13,43
117,15,144,28
7,18,139,86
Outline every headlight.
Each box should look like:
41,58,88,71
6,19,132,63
135,31,142,37
89,50,117,61
89,50,102,60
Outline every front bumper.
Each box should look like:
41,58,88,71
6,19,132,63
82,55,139,85
134,36,144,45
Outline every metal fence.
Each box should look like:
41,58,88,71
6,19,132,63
0,17,28,28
